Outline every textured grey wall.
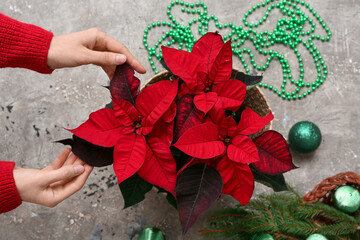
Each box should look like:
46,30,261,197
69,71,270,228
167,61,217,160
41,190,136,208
0,0,359,239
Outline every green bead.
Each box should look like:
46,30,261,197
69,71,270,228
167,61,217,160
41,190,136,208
138,227,165,240
288,121,322,154
333,185,360,214
306,234,328,240
143,0,330,101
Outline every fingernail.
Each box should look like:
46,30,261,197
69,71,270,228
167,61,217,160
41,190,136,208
116,55,126,64
74,165,85,175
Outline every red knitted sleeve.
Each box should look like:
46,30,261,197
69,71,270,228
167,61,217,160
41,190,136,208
0,13,54,74
0,161,22,214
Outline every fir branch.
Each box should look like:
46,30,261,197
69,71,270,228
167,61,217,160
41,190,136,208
261,196,285,222
330,234,346,240
210,213,246,220
248,202,275,223
202,190,360,240
287,184,302,200
271,232,302,240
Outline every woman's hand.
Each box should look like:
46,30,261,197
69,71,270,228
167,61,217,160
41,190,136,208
47,28,146,78
13,148,93,208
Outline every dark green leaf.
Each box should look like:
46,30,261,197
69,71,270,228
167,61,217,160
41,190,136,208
235,71,262,89
176,163,223,234
250,165,289,192
160,58,172,73
157,187,177,209
119,173,153,209
57,135,113,167
166,192,177,209
105,101,113,109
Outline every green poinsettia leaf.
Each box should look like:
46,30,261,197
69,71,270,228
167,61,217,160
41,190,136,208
160,58,172,73
57,135,113,167
157,187,177,209
176,163,223,235
166,192,177,209
119,173,153,209
235,71,262,90
250,165,289,192
105,101,113,109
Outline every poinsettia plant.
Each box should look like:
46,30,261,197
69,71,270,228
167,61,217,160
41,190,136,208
59,32,297,235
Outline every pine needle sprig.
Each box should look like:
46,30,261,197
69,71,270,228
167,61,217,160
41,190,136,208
201,189,360,239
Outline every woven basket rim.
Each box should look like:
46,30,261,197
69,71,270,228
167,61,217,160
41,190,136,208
303,171,360,204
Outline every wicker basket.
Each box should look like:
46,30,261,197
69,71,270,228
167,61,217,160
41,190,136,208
144,68,272,137
303,172,360,205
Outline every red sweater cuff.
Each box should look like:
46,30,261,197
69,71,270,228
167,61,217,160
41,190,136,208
0,161,22,214
0,13,54,74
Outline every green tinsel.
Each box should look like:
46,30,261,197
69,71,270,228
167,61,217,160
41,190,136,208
201,187,360,240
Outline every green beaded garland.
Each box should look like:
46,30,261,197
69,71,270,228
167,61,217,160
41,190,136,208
288,121,321,154
251,233,274,240
333,185,360,214
138,227,166,240
143,0,331,101
306,233,328,240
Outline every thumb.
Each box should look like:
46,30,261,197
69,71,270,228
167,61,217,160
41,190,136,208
44,165,85,184
85,50,127,66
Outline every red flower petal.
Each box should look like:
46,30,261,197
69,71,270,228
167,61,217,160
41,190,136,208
217,116,238,139
191,32,224,72
137,137,177,195
227,135,259,164
252,130,297,175
178,81,194,98
177,157,221,176
208,40,232,84
174,94,205,142
213,79,247,111
110,63,140,105
174,122,226,159
194,92,218,115
69,108,128,147
112,99,140,125
113,133,146,183
238,108,274,135
208,99,226,124
162,47,206,90
150,119,174,145
217,156,254,205
136,79,178,135
162,101,177,123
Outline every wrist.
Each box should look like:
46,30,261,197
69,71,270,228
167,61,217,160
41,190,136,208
0,161,22,213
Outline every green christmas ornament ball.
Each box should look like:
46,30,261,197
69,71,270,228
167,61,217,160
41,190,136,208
251,233,274,240
288,121,322,153
306,233,328,240
138,227,165,240
333,185,360,214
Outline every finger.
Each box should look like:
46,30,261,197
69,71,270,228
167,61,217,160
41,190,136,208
62,152,78,167
47,148,72,170
44,164,85,185
52,164,93,203
85,50,127,67
94,32,146,74
50,157,85,188
101,65,116,79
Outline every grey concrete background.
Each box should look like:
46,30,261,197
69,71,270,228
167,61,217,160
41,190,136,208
0,0,359,239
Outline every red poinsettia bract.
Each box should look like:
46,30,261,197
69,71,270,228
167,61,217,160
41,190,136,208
174,108,274,204
69,64,178,194
162,32,247,115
